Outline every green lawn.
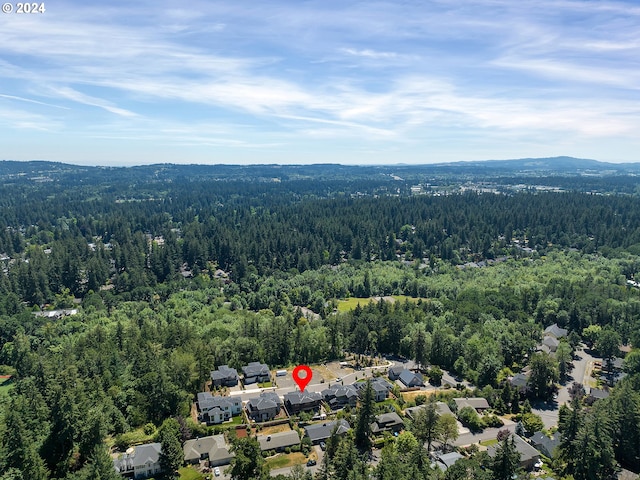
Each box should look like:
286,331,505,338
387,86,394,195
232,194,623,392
179,466,204,480
0,377,15,397
258,381,273,388
479,438,498,447
335,295,425,312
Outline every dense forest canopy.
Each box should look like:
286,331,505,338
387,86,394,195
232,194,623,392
1,160,640,480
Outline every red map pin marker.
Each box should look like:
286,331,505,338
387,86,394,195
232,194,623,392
292,365,312,392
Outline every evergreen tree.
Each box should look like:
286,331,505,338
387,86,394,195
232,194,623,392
491,434,520,480
411,397,440,451
355,380,376,452
157,419,183,480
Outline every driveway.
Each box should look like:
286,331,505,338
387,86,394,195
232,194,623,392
453,419,516,446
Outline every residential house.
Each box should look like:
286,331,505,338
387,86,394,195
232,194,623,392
544,324,568,339
113,442,162,479
322,383,359,410
405,401,453,420
388,365,405,381
371,412,404,435
246,391,282,422
210,365,239,387
242,362,271,385
355,378,391,402
398,370,425,388
197,392,242,425
284,391,323,414
530,431,560,459
541,335,560,353
488,435,540,470
435,452,464,472
453,397,490,413
304,419,351,444
183,435,234,467
588,387,610,402
257,430,300,452
510,373,528,390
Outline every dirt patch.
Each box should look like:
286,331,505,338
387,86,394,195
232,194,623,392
235,427,248,438
401,390,437,403
314,364,345,381
259,424,292,436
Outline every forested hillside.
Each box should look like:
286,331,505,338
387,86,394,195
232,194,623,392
0,162,639,480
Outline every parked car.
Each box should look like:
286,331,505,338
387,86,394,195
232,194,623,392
307,459,317,467
319,441,326,451
214,467,221,477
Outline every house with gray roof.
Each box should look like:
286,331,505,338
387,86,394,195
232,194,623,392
246,391,282,422
355,378,392,402
488,435,540,470
113,442,162,479
322,383,359,410
588,387,610,402
242,362,271,384
405,401,453,419
510,373,529,390
530,431,560,459
183,435,234,467
544,324,568,339
371,412,404,435
435,451,464,471
541,336,560,353
257,430,300,452
210,365,239,387
453,397,490,413
197,392,242,425
399,370,425,388
304,419,351,444
284,390,323,414
388,365,405,380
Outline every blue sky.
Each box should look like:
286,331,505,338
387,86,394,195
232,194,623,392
1,0,639,166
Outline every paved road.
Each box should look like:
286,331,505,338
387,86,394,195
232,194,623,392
532,344,596,429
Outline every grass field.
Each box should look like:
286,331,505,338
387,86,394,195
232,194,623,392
179,466,204,480
0,377,14,396
335,295,425,312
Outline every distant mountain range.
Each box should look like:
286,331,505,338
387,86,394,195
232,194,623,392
1,156,639,180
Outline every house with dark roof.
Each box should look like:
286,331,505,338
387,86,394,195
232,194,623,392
530,431,560,459
257,430,300,452
488,435,540,470
183,435,234,467
544,324,568,339
197,392,242,424
242,362,271,384
371,412,404,435
510,373,528,390
284,391,323,414
355,378,392,402
322,383,359,410
388,365,405,380
399,370,425,388
246,391,282,422
210,365,239,387
453,397,490,413
588,387,610,402
304,419,351,444
113,442,162,479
